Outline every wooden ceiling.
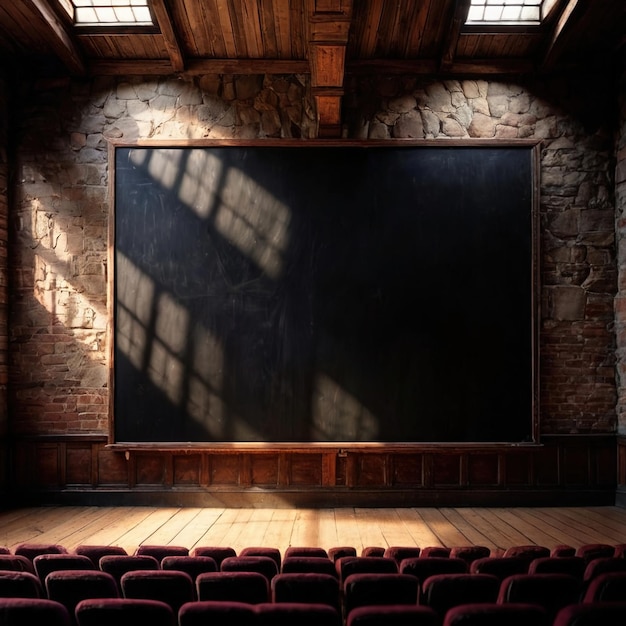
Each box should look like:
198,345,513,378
1,0,625,135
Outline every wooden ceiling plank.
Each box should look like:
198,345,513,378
258,0,279,58
215,0,238,57
272,0,293,58
25,0,86,75
150,0,185,71
225,0,250,57
440,0,471,70
240,0,264,58
199,0,228,58
404,0,431,58
359,0,384,58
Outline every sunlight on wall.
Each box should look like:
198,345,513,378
312,373,379,440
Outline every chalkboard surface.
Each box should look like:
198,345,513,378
114,144,536,443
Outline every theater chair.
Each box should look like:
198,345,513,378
383,546,421,565
328,546,357,562
196,571,270,604
361,547,385,557
497,573,581,623
0,571,44,598
582,572,626,603
221,555,279,582
469,556,528,581
33,554,95,585
190,546,236,567
347,604,439,626
420,573,500,617
271,572,341,611
178,600,256,626
98,555,159,592
281,556,337,576
553,602,626,626
284,547,328,559
13,542,68,563
343,572,418,617
238,547,281,571
583,556,626,584
73,545,128,568
335,556,398,583
551,545,576,557
134,545,189,562
576,543,615,564
503,545,550,563
254,601,342,626
161,555,218,583
120,569,194,614
399,556,467,593
0,554,35,573
449,546,491,566
443,602,549,626
420,546,452,558
75,597,175,626
0,597,71,626
528,556,586,580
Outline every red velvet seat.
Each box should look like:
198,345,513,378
469,556,528,580
134,545,189,562
98,555,159,592
13,543,68,563
528,556,586,579
75,597,175,626
190,546,237,567
576,544,616,564
238,547,281,572
161,555,218,582
0,554,35,574
360,547,385,557
271,572,340,611
221,555,279,582
383,546,421,565
583,572,626,602
335,556,398,583
503,545,550,562
254,601,342,626
328,546,357,562
33,554,95,584
281,556,337,577
196,571,269,604
0,571,44,598
0,597,71,626
443,602,548,626
343,572,418,616
120,569,194,614
284,547,328,559
553,602,626,626
449,546,491,565
583,556,626,583
73,546,128,568
497,573,581,622
420,573,499,616
347,604,439,626
399,556,467,590
178,600,256,626
551,545,576,557
420,546,451,558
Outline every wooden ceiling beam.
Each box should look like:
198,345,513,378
440,0,472,71
25,0,86,75
540,0,583,71
306,0,354,138
150,0,186,72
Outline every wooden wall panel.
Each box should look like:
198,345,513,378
6,435,618,507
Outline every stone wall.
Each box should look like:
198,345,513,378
9,69,617,438
616,57,626,436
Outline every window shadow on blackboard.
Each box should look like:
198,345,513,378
114,146,534,443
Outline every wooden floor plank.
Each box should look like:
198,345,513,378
260,509,297,551
417,508,472,547
176,508,226,551
530,508,626,545
437,508,498,549
333,508,362,552
396,509,445,548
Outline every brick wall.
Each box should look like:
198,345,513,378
9,70,618,438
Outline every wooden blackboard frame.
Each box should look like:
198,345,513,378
107,139,541,449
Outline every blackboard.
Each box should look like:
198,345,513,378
113,144,537,443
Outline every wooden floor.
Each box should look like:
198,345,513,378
1,506,626,556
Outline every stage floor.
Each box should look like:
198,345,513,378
0,506,625,555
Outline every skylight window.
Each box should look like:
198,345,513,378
466,0,548,25
70,0,154,26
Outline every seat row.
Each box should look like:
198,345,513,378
2,596,626,626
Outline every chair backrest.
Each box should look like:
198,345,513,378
0,570,44,598
221,555,279,582
420,546,452,558
503,545,551,562
0,597,71,626
347,604,439,626
178,600,256,626
497,573,581,622
343,572,418,616
449,546,491,565
190,547,237,567
98,555,160,592
576,544,616,564
73,546,128,568
254,601,342,626
469,556,528,580
360,547,385,557
383,546,421,565
134,545,189,562
284,547,328,559
238,547,281,571
553,602,626,626
335,556,398,583
13,543,68,563
583,557,626,583
75,597,175,626
161,555,218,581
33,554,95,584
528,556,586,579
271,572,340,611
196,571,269,604
443,602,549,626
583,572,626,603
120,569,194,613
420,573,500,615
45,570,119,623
551,545,576,557
0,554,35,574
328,546,357,562
281,556,337,577
399,556,467,588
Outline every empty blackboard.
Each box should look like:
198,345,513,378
113,143,537,443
